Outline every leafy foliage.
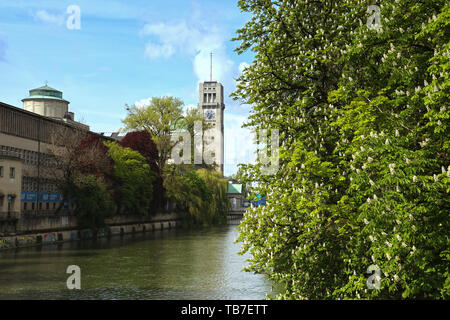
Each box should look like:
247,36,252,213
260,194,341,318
106,142,156,216
163,165,229,226
69,174,115,233
119,131,164,210
233,0,449,299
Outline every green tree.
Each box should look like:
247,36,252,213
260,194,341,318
163,165,211,225
197,168,230,225
105,142,155,216
122,97,206,173
329,0,450,299
69,174,115,234
233,0,449,299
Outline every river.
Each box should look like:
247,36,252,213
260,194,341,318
0,224,278,300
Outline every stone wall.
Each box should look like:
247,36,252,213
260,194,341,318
0,212,182,250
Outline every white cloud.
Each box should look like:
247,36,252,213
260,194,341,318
134,97,153,108
33,9,65,26
140,19,235,85
145,43,175,60
183,103,198,112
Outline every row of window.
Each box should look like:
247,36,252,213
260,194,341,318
0,145,55,167
22,177,59,193
23,202,59,211
203,93,217,103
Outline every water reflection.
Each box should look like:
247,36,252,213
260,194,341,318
0,225,277,300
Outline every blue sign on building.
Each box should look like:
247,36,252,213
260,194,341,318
21,192,63,202
21,192,37,202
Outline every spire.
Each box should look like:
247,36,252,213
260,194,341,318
210,52,213,81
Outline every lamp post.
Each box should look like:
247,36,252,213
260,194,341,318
7,195,11,219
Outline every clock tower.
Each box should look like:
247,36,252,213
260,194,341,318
198,81,225,174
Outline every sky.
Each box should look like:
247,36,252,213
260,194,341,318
0,0,257,176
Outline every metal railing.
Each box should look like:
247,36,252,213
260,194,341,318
20,209,72,218
0,150,21,159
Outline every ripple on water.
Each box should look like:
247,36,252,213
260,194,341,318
0,225,278,300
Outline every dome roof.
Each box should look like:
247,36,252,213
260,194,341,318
22,84,69,102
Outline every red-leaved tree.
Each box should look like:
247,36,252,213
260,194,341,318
119,131,164,211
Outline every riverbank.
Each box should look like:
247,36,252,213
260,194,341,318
0,212,182,251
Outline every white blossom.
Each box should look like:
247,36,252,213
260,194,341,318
389,163,396,175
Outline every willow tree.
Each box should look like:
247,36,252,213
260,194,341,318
233,0,449,299
197,168,230,225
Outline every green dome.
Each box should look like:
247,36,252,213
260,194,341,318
23,85,68,102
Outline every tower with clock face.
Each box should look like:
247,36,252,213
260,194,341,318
198,81,225,174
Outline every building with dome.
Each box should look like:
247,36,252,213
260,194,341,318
0,85,107,222
22,84,89,130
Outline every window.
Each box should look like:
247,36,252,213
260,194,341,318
10,167,15,179
24,203,27,211
0,166,3,177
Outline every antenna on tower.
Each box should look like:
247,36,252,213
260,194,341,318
210,52,213,81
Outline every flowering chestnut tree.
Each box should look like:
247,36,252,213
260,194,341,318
233,0,449,299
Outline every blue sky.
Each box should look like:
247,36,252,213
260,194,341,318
0,0,257,176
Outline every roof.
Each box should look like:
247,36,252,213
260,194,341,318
0,101,111,141
22,95,69,102
23,84,67,101
227,183,242,194
31,85,61,92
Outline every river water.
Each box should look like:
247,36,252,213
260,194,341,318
0,224,277,300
